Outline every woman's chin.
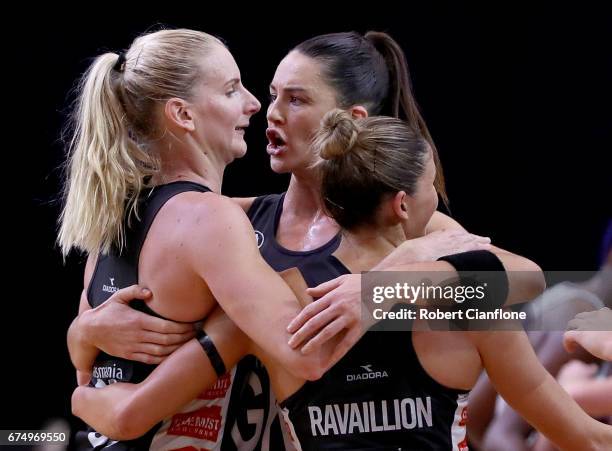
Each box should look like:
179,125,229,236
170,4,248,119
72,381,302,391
232,144,248,160
269,157,291,174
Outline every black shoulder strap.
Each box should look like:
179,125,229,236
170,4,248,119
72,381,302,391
126,181,211,265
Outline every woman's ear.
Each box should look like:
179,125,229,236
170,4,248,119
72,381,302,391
349,105,368,119
392,191,409,220
164,98,196,132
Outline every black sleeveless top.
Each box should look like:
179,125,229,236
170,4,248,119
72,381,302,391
248,193,341,271
216,194,342,450
279,256,471,451
75,181,211,451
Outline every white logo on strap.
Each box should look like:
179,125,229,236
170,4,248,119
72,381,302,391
255,231,265,249
102,276,119,294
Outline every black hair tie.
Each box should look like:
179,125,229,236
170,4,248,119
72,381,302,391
113,52,126,73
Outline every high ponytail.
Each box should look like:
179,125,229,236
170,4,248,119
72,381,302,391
365,31,447,205
294,31,447,205
58,53,156,257
59,29,223,257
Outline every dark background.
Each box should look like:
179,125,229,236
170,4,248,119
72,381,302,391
4,5,610,432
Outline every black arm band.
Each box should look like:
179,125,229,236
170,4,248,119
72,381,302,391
437,250,509,310
196,329,227,377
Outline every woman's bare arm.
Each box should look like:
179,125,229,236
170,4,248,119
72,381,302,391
183,193,337,380
475,328,612,450
72,305,250,440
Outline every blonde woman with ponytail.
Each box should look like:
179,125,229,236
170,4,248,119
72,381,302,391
61,28,361,450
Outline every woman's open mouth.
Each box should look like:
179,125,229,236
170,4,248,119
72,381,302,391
266,128,287,156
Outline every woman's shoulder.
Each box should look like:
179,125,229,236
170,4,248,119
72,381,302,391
150,191,251,238
161,190,236,215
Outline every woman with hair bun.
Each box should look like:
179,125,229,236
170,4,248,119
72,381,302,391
72,111,610,450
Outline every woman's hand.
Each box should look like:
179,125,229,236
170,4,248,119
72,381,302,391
287,274,363,366
79,285,196,364
394,229,491,264
564,308,612,360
